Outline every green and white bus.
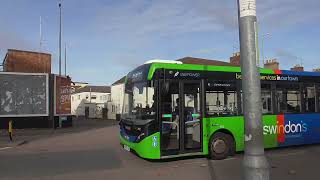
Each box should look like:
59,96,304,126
119,60,320,159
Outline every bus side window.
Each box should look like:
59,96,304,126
304,84,316,113
276,83,301,114
317,85,320,112
206,81,238,117
261,83,272,114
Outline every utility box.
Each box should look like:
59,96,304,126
3,49,51,73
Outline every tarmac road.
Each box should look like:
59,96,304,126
0,125,319,180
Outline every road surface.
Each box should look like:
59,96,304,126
0,125,319,180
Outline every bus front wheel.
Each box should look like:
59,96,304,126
209,132,235,160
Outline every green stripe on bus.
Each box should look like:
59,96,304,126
192,114,200,118
147,63,275,80
162,114,172,118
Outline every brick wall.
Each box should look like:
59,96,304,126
3,49,51,73
230,52,241,66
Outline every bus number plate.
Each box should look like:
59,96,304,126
124,145,130,151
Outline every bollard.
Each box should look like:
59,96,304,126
8,120,13,141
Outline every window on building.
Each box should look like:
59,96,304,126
261,83,272,114
206,81,238,116
304,84,316,113
107,94,111,101
276,83,301,113
91,95,97,100
102,95,107,101
78,95,81,100
112,105,115,113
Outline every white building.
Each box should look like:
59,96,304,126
71,86,111,119
109,77,126,120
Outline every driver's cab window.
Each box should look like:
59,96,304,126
132,82,155,116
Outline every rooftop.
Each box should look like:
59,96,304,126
177,57,233,66
73,85,111,94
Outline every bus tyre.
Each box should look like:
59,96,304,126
209,132,235,160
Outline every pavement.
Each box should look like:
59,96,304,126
0,117,118,148
0,122,320,180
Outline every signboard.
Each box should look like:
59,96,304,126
54,75,71,116
0,72,49,117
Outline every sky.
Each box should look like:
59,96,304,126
0,0,319,85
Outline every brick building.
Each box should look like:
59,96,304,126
291,64,304,72
2,49,51,73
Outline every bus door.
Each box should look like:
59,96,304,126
160,80,202,156
182,82,202,152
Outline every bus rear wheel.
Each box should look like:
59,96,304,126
209,132,235,160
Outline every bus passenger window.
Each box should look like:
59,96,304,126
206,81,238,116
304,85,316,113
261,83,272,114
318,86,320,112
276,83,301,113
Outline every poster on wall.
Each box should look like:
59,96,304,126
54,75,71,116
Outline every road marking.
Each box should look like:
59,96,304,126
0,147,13,151
268,150,305,157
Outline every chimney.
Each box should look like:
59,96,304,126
230,52,241,66
264,59,279,70
290,64,304,72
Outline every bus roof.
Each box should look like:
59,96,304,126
147,62,320,80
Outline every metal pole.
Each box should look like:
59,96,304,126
65,43,67,76
261,33,270,66
39,16,42,53
237,1,269,180
261,36,264,65
59,2,62,76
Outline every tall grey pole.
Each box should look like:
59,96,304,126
261,36,264,65
59,2,62,76
64,43,67,76
261,33,270,66
237,1,269,180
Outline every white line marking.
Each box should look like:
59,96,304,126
0,147,13,151
268,150,305,157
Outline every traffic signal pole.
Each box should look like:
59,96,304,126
236,1,270,180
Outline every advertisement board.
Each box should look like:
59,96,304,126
54,75,71,116
0,72,49,117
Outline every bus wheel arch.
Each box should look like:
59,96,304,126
208,129,236,160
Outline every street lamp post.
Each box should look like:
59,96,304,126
261,33,271,66
236,1,270,180
65,43,67,76
59,2,62,76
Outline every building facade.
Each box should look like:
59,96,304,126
71,86,111,119
109,77,126,120
2,49,51,73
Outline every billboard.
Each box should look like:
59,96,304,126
54,75,71,116
0,72,49,117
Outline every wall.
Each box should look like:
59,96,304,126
110,84,125,119
71,92,111,118
4,50,51,73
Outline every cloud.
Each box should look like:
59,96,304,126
94,0,237,39
258,0,320,28
0,30,37,61
275,49,302,67
93,0,320,40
